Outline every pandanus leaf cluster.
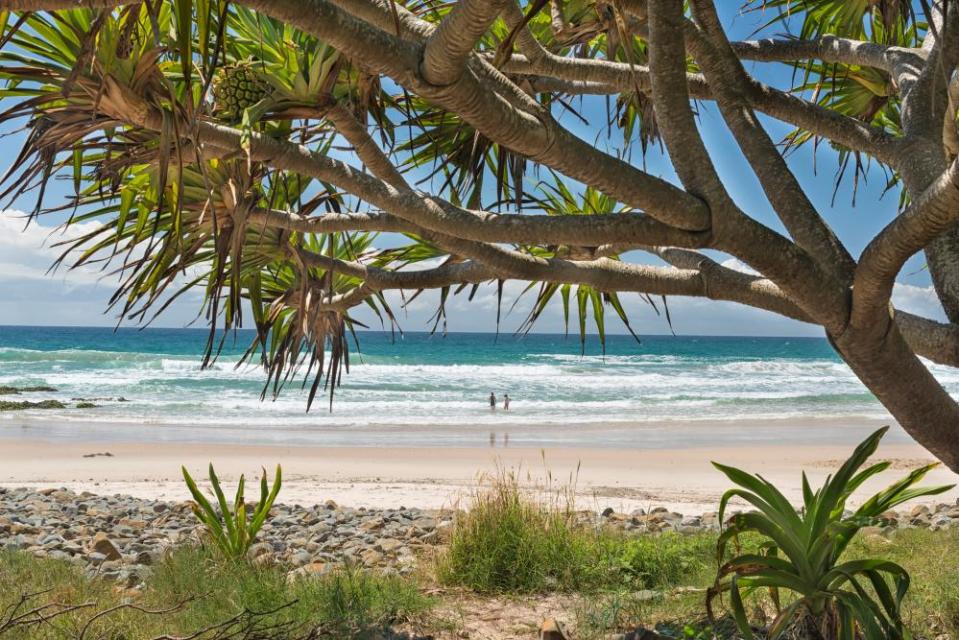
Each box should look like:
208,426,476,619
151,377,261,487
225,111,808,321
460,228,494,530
182,463,282,560
708,427,954,640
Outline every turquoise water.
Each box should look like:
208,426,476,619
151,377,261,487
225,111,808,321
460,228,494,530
0,326,950,447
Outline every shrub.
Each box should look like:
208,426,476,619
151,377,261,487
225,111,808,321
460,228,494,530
436,470,717,594
436,469,602,592
708,426,955,640
181,463,282,560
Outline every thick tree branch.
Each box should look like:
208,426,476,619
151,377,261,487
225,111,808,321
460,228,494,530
854,157,959,323
98,74,710,251
646,0,850,333
900,0,959,141
730,37,924,72
421,0,505,86
237,0,712,232
687,2,856,286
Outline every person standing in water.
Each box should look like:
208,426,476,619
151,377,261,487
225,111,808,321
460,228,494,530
503,394,511,411
489,392,496,409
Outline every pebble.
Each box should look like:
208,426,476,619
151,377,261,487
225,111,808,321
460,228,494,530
0,486,955,587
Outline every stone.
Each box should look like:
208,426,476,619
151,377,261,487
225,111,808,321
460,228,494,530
376,538,404,554
540,618,568,640
287,562,329,582
247,542,273,559
117,518,147,531
910,504,930,517
360,519,384,532
91,532,122,561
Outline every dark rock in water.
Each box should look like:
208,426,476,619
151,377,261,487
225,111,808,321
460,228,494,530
0,385,58,395
0,399,66,411
75,402,100,409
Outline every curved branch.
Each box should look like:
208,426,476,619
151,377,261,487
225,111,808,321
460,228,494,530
421,0,505,86
494,57,899,165
731,37,924,72
687,2,856,285
645,0,849,333
238,0,712,232
853,157,959,324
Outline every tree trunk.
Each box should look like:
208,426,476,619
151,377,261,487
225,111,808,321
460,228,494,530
832,318,959,472
926,230,959,322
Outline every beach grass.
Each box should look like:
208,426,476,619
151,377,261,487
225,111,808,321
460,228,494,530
435,469,717,594
434,471,959,638
570,528,959,640
2,529,959,639
0,546,432,639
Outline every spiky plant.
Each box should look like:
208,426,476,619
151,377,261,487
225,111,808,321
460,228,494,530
708,427,955,640
182,463,282,560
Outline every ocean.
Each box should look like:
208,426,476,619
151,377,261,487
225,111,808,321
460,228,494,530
1,326,953,448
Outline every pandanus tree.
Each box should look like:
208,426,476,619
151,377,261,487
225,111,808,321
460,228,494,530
2,0,959,468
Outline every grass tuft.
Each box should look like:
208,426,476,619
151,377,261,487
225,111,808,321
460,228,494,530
0,546,431,639
436,469,715,594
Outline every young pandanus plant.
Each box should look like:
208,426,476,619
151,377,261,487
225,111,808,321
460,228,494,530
182,463,282,560
708,427,954,640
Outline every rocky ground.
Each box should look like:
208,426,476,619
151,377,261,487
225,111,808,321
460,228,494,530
2,486,958,592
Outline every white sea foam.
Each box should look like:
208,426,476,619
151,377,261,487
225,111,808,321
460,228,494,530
0,341,950,440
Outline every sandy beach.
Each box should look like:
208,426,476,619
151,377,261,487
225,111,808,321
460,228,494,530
1,431,956,513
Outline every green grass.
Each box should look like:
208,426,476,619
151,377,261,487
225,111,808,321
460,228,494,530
4,485,958,640
0,546,432,639
847,528,959,638
435,472,959,638
572,528,959,640
435,470,716,594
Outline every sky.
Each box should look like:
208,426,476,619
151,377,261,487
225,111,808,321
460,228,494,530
0,3,947,337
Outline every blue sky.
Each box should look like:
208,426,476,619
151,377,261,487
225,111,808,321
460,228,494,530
0,3,945,336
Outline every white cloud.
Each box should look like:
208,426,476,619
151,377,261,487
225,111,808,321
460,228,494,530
0,210,951,334
719,257,760,276
892,282,948,321
0,211,204,327
0,212,107,285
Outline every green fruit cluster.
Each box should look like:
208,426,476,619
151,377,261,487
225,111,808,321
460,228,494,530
213,63,269,117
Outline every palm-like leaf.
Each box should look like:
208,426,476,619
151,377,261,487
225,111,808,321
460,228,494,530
708,426,954,640
182,463,282,559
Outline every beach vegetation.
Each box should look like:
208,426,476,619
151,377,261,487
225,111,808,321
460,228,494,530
436,470,715,593
708,427,955,640
3,524,959,639
0,545,431,639
181,463,282,560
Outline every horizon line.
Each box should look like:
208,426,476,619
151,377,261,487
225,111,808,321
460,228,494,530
0,323,827,341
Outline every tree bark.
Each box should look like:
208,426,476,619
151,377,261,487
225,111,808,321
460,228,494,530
833,320,959,472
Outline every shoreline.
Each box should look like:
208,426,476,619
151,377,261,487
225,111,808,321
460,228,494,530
1,433,957,513
0,414,916,449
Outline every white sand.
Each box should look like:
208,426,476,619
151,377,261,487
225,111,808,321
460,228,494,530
1,435,956,513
